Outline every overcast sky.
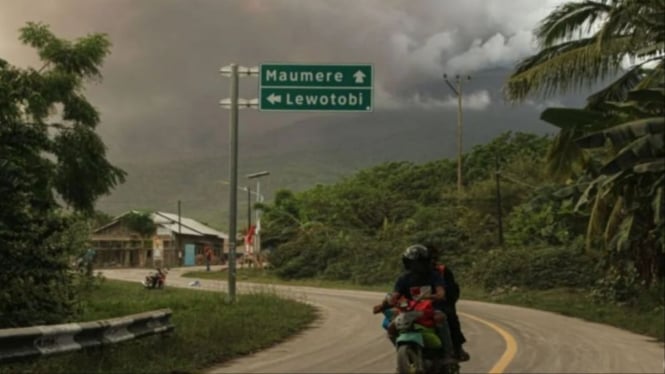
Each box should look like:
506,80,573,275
1,0,575,163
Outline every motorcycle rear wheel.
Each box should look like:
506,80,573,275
396,344,423,374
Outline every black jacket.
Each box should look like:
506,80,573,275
435,264,460,304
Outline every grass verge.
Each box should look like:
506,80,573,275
1,279,317,374
461,284,664,341
183,268,391,292
183,268,664,341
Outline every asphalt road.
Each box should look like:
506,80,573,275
103,267,664,373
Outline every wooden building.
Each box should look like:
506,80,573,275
90,211,228,268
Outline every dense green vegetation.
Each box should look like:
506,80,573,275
0,23,125,328
1,279,316,374
260,0,664,312
507,0,665,300
259,132,599,287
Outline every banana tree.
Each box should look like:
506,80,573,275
562,88,665,284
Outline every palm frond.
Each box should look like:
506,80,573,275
635,60,665,89
537,1,613,47
505,36,631,101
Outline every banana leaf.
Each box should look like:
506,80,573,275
634,159,665,173
626,88,665,104
604,196,625,246
601,134,665,173
540,107,607,130
653,187,664,225
575,176,602,212
586,65,645,110
576,117,665,149
609,213,635,253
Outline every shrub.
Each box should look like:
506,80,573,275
471,246,600,291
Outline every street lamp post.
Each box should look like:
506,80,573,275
443,73,471,195
218,180,258,230
246,171,270,255
246,185,251,231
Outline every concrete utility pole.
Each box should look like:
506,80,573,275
494,153,504,246
220,64,259,303
443,73,471,195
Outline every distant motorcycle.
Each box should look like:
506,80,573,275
142,268,168,289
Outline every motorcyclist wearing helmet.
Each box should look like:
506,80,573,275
388,244,457,364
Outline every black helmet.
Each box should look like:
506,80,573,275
401,244,431,271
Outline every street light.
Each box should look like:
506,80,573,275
443,73,471,195
246,171,270,255
218,180,262,230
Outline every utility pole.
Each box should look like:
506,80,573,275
220,64,258,303
494,153,504,246
443,74,471,195
177,200,182,265
227,63,239,302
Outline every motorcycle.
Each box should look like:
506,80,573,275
381,297,460,374
142,268,168,289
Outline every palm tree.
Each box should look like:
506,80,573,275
506,0,664,102
506,0,664,179
505,0,665,290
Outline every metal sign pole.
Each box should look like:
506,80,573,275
220,64,258,303
227,63,239,303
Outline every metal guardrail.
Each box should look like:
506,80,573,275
0,308,173,363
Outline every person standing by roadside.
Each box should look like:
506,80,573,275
204,245,213,271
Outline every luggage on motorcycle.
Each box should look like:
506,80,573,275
405,299,436,328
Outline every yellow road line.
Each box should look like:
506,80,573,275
459,312,518,374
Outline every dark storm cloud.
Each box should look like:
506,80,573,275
0,0,569,162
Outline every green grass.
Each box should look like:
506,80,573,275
461,285,664,341
183,268,392,292
1,279,317,374
183,268,664,341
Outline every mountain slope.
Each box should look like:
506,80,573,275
97,105,550,228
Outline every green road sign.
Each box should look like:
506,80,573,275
259,63,373,112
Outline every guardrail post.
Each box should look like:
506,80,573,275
0,308,174,363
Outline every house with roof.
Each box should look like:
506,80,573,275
90,211,228,268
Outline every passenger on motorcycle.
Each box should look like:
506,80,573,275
428,245,470,362
381,244,458,365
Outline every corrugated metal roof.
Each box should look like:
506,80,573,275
153,211,228,239
158,223,201,236
93,210,227,239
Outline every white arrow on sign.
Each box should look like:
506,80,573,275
353,70,366,84
267,93,282,104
